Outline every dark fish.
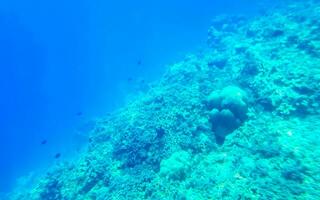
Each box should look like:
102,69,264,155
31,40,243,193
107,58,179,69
41,140,47,145
76,112,83,116
127,77,133,82
54,153,61,159
137,60,142,66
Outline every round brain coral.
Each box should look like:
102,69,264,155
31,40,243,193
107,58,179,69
219,86,248,121
207,86,248,144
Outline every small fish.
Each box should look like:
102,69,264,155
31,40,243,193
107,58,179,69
41,140,47,145
54,153,61,159
137,60,142,66
127,77,133,82
76,111,83,116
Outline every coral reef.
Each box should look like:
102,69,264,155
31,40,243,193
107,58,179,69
10,0,320,199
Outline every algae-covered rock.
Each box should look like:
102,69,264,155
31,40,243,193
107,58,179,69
159,151,191,181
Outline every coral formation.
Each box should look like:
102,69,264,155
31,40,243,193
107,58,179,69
207,86,248,144
9,0,320,199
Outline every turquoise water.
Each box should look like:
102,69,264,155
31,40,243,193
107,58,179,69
1,0,320,199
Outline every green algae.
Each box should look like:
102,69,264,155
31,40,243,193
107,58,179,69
10,0,320,199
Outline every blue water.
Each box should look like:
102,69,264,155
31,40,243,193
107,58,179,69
0,0,265,194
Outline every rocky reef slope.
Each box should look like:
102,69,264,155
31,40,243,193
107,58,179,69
11,0,320,199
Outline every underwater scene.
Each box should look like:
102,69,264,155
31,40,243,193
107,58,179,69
1,0,320,199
